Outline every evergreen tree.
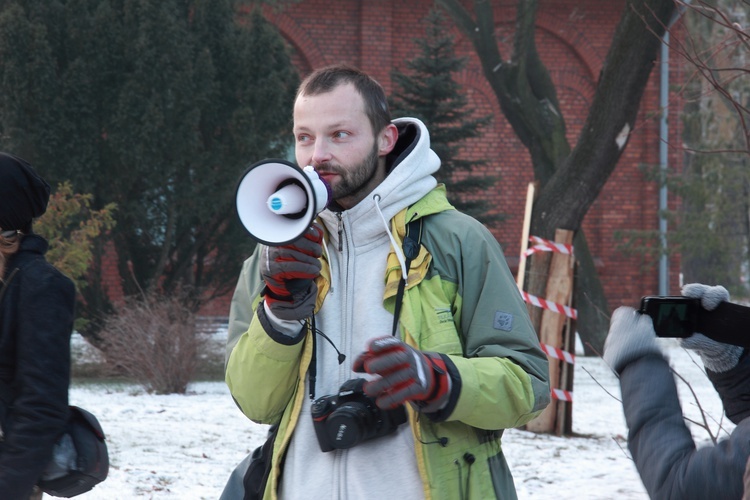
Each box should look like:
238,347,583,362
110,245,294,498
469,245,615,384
0,0,299,336
389,8,497,223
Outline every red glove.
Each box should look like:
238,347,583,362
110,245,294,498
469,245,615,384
353,336,451,413
260,224,323,321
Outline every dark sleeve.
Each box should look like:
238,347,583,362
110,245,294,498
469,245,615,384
706,349,750,425
0,265,75,498
621,354,750,499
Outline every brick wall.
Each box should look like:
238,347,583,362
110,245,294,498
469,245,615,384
102,0,685,317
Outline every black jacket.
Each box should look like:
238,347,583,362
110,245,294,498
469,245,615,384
620,352,750,499
706,350,750,425
0,234,75,499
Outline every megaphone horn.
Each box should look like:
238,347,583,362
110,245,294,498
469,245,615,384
235,159,332,246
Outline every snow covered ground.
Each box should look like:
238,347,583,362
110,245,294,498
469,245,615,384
68,335,732,499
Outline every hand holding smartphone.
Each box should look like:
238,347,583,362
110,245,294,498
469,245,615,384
639,296,750,348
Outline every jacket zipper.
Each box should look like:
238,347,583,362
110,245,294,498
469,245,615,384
336,213,343,252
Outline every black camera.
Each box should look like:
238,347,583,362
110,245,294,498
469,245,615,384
639,296,750,347
311,378,407,453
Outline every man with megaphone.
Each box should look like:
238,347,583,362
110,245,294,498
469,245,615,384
223,64,550,500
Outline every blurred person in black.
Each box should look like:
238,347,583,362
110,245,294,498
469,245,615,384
0,153,76,499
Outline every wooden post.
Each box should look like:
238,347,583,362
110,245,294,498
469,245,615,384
516,182,537,291
555,258,577,436
526,228,575,435
556,304,576,436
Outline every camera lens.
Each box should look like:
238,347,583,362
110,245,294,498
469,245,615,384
324,402,373,449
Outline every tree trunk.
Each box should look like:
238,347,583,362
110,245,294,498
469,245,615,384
440,0,677,354
528,0,676,353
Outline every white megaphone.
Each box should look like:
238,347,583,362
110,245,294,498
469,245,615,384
235,159,332,245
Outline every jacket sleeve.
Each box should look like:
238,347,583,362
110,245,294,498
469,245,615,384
706,349,750,425
0,265,75,498
425,214,550,429
225,248,309,424
225,247,263,371
225,305,308,424
621,354,750,499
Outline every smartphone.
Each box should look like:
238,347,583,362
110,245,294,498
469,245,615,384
639,296,700,338
639,295,750,348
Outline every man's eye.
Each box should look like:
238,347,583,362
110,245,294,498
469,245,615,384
334,131,350,139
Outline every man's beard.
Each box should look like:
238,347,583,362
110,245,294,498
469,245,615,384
322,141,381,202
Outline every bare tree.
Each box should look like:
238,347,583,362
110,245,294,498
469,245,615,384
672,0,749,152
667,1,750,290
438,0,678,352
99,291,205,394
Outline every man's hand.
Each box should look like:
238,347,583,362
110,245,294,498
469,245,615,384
353,336,451,413
681,283,742,373
260,224,323,321
603,307,662,374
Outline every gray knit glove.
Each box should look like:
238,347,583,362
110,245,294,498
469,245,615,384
604,307,662,373
680,283,742,373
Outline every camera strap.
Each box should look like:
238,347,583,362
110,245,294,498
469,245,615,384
308,216,424,400
391,217,424,337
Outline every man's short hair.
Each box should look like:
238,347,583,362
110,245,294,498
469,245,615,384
296,64,392,135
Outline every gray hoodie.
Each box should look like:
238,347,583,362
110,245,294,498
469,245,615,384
273,117,438,499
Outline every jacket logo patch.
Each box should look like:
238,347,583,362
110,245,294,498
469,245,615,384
493,311,513,331
435,307,453,324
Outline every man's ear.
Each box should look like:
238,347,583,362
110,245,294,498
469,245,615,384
378,123,398,156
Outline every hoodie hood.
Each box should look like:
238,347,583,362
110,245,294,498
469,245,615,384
377,117,441,218
318,117,440,247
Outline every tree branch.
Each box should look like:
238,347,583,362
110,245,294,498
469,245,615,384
532,0,677,234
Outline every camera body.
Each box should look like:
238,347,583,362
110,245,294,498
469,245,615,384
639,296,750,347
311,378,407,453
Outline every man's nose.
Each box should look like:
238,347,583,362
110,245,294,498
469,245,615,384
311,140,332,166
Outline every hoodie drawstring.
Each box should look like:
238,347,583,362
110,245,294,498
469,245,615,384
373,194,409,286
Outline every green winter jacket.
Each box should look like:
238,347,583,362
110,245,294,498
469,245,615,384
226,186,550,499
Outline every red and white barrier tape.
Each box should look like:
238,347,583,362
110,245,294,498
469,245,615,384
540,343,575,365
542,344,575,401
521,235,576,403
522,236,574,258
521,291,578,320
551,388,573,402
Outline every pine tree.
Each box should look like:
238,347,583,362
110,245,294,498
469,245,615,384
0,1,299,335
390,8,498,223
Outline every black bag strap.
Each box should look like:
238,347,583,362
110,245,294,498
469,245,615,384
391,217,424,337
242,423,279,500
